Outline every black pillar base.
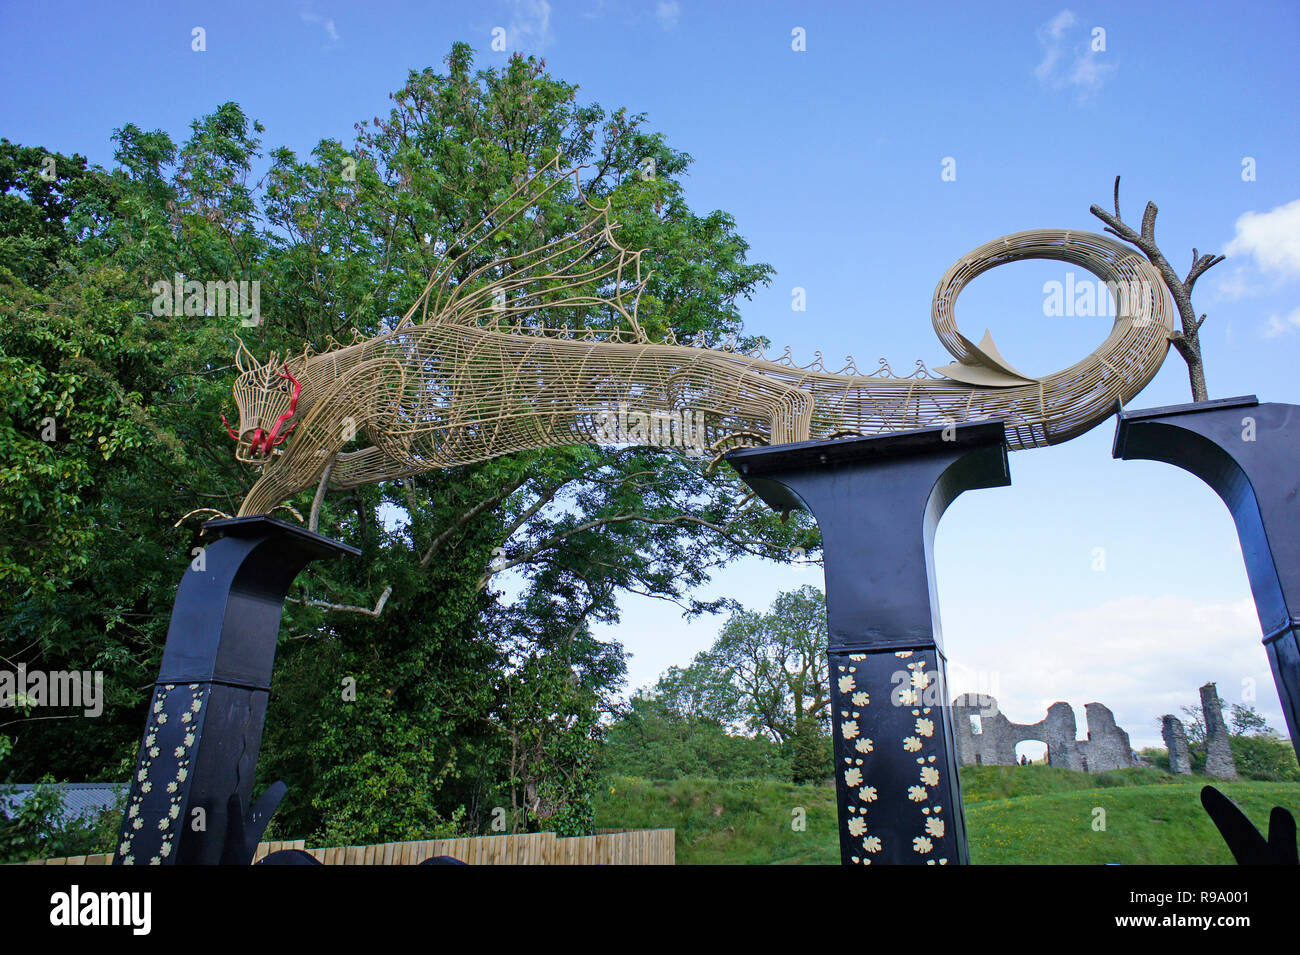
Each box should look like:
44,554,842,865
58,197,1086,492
727,422,1010,865
1114,396,1300,759
115,516,359,865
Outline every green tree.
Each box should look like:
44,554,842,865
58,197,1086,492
599,691,791,781
617,585,835,784
0,778,124,863
654,655,742,727
1179,704,1207,747
0,141,115,287
788,714,832,784
1,44,804,843
1228,703,1269,737
712,585,831,745
1,112,265,783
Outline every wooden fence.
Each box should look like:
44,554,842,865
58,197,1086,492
24,828,674,865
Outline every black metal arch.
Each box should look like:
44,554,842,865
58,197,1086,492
115,516,359,866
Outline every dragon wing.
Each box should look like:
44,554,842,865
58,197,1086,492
395,156,648,341
934,328,1038,387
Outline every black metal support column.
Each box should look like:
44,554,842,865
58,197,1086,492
726,422,1010,865
1114,396,1300,760
115,516,359,865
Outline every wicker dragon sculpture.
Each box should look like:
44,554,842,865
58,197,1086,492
224,159,1172,517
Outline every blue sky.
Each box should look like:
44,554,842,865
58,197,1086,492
3,1,1298,747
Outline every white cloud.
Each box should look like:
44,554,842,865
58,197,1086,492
655,1,680,30
1035,10,1115,98
1068,49,1110,90
1225,198,1300,279
947,594,1281,749
1210,199,1300,314
299,4,339,44
1263,306,1300,338
1034,10,1076,83
1211,264,1253,301
507,0,554,51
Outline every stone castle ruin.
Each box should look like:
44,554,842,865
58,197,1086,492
1161,715,1192,774
1159,681,1238,779
952,695,1135,772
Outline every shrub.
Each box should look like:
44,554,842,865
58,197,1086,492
1230,734,1300,782
0,777,123,863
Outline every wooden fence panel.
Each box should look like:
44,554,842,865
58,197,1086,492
24,829,674,866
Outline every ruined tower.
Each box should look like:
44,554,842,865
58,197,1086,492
1199,682,1239,780
1160,714,1192,774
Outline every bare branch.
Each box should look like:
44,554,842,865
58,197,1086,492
418,473,531,569
308,452,337,533
1185,251,1225,293
478,511,782,588
1089,203,1140,245
1140,200,1159,246
0,714,82,730
496,477,574,542
1168,331,1200,366
1092,175,1213,402
578,557,700,613
286,585,392,618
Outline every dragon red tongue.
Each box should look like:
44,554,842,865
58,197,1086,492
259,363,302,454
222,363,301,458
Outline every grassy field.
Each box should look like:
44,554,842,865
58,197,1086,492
593,766,1300,865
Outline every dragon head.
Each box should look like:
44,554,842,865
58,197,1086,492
222,336,304,464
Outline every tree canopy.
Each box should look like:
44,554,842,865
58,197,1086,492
0,44,818,841
609,585,833,784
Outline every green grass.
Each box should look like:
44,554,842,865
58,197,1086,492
596,776,840,865
593,767,1300,865
958,764,1175,802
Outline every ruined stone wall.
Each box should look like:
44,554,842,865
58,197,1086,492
1200,682,1239,780
952,694,1134,772
1078,703,1136,772
1161,715,1192,774
952,694,1018,766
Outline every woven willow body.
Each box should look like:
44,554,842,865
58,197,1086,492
227,166,1172,516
